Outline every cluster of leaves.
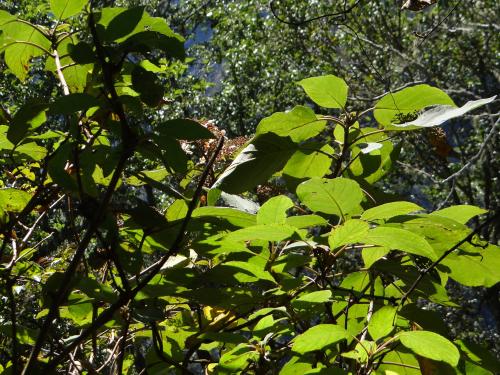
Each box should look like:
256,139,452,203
0,2,499,375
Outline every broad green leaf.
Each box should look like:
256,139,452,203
0,325,37,345
152,137,188,174
226,224,296,242
329,219,369,249
0,188,31,212
399,331,460,367
430,205,487,224
440,244,500,287
105,6,144,41
213,133,297,194
218,261,276,283
193,207,256,227
67,42,96,64
385,214,470,258
393,96,496,128
166,199,188,222
219,343,259,371
14,142,48,161
279,359,314,375
378,350,421,375
294,290,332,303
131,65,164,107
283,143,334,179
99,7,183,43
49,94,100,115
0,10,15,25
8,102,48,144
296,177,364,218
368,305,397,340
292,324,349,354
362,246,390,268
2,22,50,81
50,0,87,19
255,106,326,142
341,341,377,363
361,202,423,221
348,140,399,184
455,340,500,374
286,214,328,228
158,119,214,140
374,85,455,127
364,227,437,260
298,75,348,109
257,195,294,225
126,168,169,186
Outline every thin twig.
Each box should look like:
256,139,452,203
441,117,499,184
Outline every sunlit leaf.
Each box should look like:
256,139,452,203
399,331,460,367
256,106,326,142
50,0,87,19
298,75,348,109
297,177,364,217
374,85,455,127
292,324,349,354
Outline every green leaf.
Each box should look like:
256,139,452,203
67,42,96,64
296,177,364,218
219,343,259,371
166,199,188,222
363,226,437,260
14,142,48,161
105,6,144,41
98,7,184,43
362,247,389,268
430,205,487,224
440,244,500,287
131,65,164,107
329,219,369,249
257,195,294,225
368,305,397,340
2,22,51,81
292,324,349,354
221,261,276,283
283,143,334,179
50,0,87,19
49,94,99,115
8,102,48,144
286,214,328,228
158,119,214,140
294,290,332,303
213,133,297,194
361,202,423,221
298,75,348,109
192,207,256,227
348,140,399,184
392,96,496,128
226,224,296,242
255,106,326,142
455,340,500,374
0,188,31,212
399,331,460,367
0,10,15,25
374,85,455,127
